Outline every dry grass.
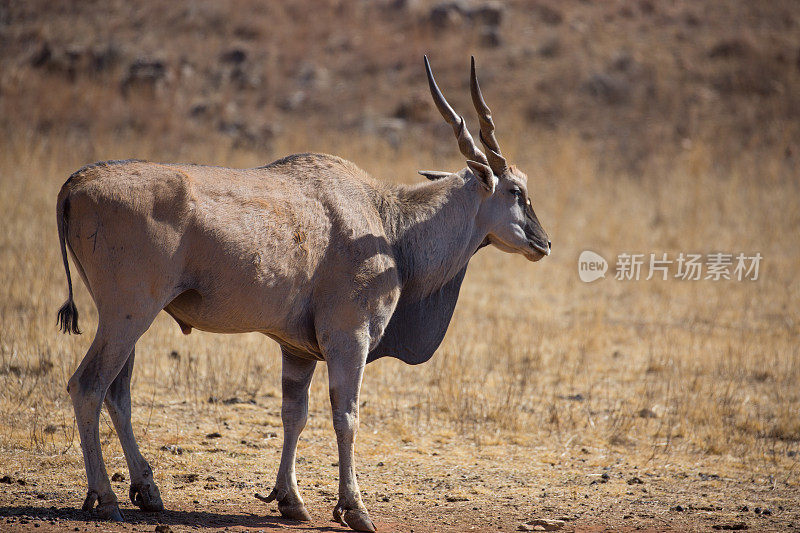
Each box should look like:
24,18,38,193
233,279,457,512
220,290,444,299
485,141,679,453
1,1,799,530
1,126,798,477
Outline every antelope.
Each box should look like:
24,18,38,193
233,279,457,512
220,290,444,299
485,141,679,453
56,56,550,532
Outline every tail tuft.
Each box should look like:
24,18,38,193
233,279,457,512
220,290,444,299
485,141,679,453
57,299,81,335
57,184,81,335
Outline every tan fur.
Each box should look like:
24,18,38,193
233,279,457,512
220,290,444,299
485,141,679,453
56,65,550,531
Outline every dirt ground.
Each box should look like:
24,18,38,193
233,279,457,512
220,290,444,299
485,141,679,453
2,394,798,533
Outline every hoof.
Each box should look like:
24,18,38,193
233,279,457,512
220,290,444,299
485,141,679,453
82,491,123,521
130,482,164,512
81,491,97,512
255,488,311,522
97,502,124,522
278,502,312,522
334,505,376,532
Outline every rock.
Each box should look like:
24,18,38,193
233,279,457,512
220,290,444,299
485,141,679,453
637,408,658,419
526,518,565,531
429,1,469,28
296,62,330,90
470,2,505,26
160,444,184,455
709,38,753,59
280,90,306,111
627,476,644,485
90,44,121,72
539,37,560,58
479,26,502,48
610,50,635,72
154,525,173,533
429,1,504,29
394,94,430,122
582,73,630,105
121,58,167,95
220,48,247,64
29,42,52,68
111,472,125,482
535,4,563,25
206,432,222,439
0,475,13,484
712,524,747,531
673,505,684,512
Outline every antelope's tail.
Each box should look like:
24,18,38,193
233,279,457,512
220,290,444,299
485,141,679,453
56,184,80,335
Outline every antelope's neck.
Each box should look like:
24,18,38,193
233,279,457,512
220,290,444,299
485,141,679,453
383,176,485,298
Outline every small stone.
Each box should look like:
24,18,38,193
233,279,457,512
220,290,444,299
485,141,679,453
527,519,565,531
674,505,684,512
712,524,747,531
739,505,749,512
754,507,761,514
160,444,183,455
111,472,125,482
762,508,772,516
206,432,222,439
637,408,658,419
0,475,13,484
627,476,644,485
154,526,173,533
518,525,534,532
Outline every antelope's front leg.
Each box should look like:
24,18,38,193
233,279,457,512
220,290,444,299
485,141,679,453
264,350,316,521
327,349,375,532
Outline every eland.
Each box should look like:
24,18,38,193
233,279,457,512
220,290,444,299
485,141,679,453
56,56,550,531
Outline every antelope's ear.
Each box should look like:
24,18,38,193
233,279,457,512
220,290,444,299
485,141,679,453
466,160,496,194
418,170,452,181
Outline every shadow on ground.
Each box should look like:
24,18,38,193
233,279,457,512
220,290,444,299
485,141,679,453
0,505,349,531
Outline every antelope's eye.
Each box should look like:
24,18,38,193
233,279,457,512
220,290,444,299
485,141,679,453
510,188,523,199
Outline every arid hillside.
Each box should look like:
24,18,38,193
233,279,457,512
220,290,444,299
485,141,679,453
1,0,798,170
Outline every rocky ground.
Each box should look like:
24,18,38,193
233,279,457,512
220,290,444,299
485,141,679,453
1,396,798,532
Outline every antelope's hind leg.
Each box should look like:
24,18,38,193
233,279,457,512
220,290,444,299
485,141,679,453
262,350,316,521
68,311,158,521
104,347,163,512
